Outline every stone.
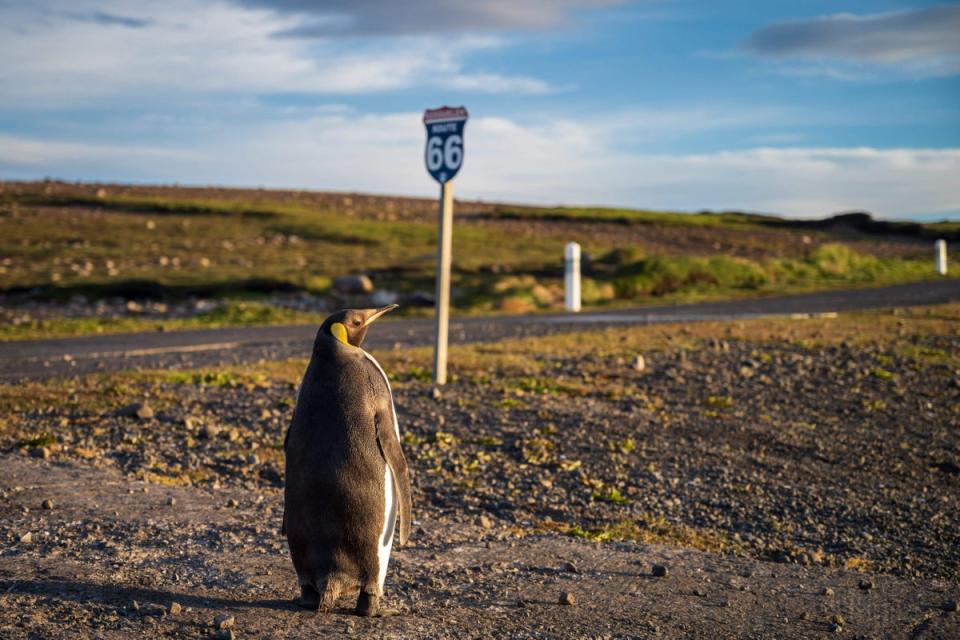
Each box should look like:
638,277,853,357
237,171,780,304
169,602,182,615
558,591,576,606
332,274,374,295
227,499,239,508
562,561,578,573
478,515,493,529
822,587,834,597
858,578,875,591
115,402,153,420
41,499,53,510
213,613,235,630
19,532,32,544
29,447,50,459
651,564,668,577
633,355,646,372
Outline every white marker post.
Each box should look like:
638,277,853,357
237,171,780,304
423,106,468,386
565,242,582,312
936,239,948,276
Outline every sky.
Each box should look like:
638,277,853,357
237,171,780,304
0,0,958,219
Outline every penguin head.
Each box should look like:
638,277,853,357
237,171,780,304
320,304,399,348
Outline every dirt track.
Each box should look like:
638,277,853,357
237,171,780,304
2,455,958,639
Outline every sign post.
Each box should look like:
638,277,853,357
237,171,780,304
423,106,468,386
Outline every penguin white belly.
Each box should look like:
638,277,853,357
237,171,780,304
378,465,397,590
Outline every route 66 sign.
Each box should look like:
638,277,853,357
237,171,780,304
423,106,468,184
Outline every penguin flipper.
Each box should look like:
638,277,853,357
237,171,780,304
375,414,413,546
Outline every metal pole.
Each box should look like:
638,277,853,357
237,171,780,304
433,181,454,385
936,239,947,276
565,241,581,312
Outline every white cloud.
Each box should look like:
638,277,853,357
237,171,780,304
3,113,957,220
0,1,558,105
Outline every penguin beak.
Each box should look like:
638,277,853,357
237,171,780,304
362,303,399,327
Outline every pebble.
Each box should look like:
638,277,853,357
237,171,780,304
41,499,54,510
558,592,576,606
478,515,493,529
19,532,32,544
633,355,646,372
227,499,239,508
651,564,668,577
29,447,51,459
562,561,578,573
822,587,834,597
167,497,177,506
169,602,182,615
858,578,875,591
115,402,153,419
213,613,235,630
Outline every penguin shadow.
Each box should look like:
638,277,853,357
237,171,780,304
0,577,298,613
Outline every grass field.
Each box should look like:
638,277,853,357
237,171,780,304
0,180,952,340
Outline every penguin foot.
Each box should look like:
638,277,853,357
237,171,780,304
355,592,380,617
297,584,320,611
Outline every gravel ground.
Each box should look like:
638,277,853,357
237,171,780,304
1,316,959,637
2,456,957,639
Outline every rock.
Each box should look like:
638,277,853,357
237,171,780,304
213,613,235,630
41,499,53,510
858,578,875,591
822,587,834,597
115,402,153,420
200,424,220,439
227,499,239,508
169,602,182,615
633,355,646,372
29,447,50,459
430,387,443,401
831,614,845,627
478,515,493,529
942,599,957,613
332,274,374,295
651,564,668,577
558,592,576,606
167,497,177,506
19,532,32,544
562,561,578,573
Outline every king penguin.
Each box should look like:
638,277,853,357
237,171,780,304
283,304,412,616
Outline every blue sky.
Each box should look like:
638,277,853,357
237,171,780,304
0,0,958,219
